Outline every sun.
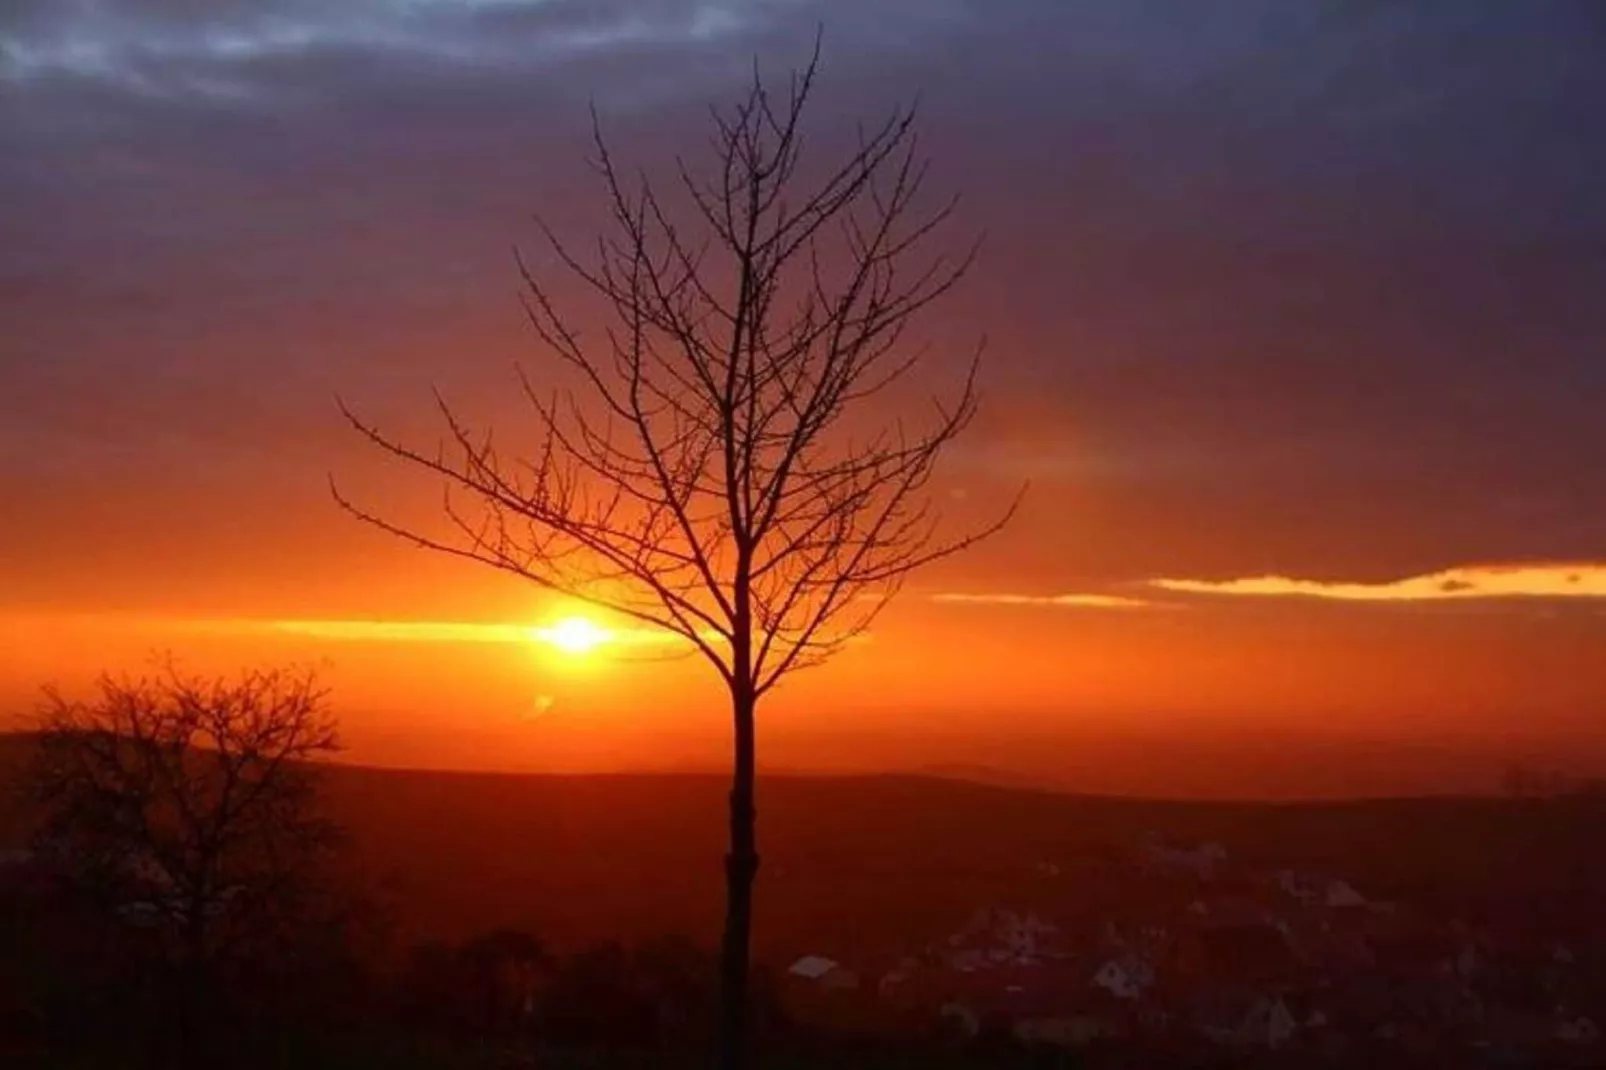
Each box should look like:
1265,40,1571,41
539,615,612,656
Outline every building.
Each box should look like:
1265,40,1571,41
1092,953,1155,1000
787,955,859,990
1191,988,1299,1049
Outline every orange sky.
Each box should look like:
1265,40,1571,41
4,571,1603,797
3,2,1605,796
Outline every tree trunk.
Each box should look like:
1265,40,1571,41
176,903,212,1070
716,683,759,1070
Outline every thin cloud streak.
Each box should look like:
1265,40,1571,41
267,618,682,647
0,0,785,88
929,592,1152,609
1151,563,1606,603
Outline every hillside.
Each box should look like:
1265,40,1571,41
324,768,1606,959
3,732,1602,967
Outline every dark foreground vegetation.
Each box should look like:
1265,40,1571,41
0,885,1059,1070
3,721,1603,1069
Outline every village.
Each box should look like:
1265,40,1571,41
6,779,1605,1068
780,833,1604,1067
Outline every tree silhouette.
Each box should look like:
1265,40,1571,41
457,927,548,1035
27,664,343,1064
335,37,1014,1070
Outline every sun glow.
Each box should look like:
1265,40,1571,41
534,616,613,656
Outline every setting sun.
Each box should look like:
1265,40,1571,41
536,616,612,656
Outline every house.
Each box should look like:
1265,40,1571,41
115,880,243,929
120,848,179,892
932,962,1131,1047
787,955,858,990
1276,869,1370,910
788,955,837,980
1325,880,1368,909
780,954,883,1034
876,956,921,996
944,906,1060,967
1239,994,1299,1048
1140,835,1226,878
1554,1014,1599,1044
1192,989,1298,1049
1275,870,1317,903
1091,953,1154,1000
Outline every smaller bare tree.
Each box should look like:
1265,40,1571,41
28,662,343,1057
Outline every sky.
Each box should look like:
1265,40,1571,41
3,0,1604,796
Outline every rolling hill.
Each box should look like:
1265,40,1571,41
3,732,1602,967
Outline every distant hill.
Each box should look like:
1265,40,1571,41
3,732,1602,966
909,762,1061,791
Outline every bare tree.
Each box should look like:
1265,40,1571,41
28,663,343,1060
335,39,1015,1070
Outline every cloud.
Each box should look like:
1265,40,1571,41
270,619,535,643
4,0,1606,615
0,0,821,103
266,617,682,647
930,592,1151,609
0,0,777,104
1151,563,1606,603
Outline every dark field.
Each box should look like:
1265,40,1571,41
9,732,1599,967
